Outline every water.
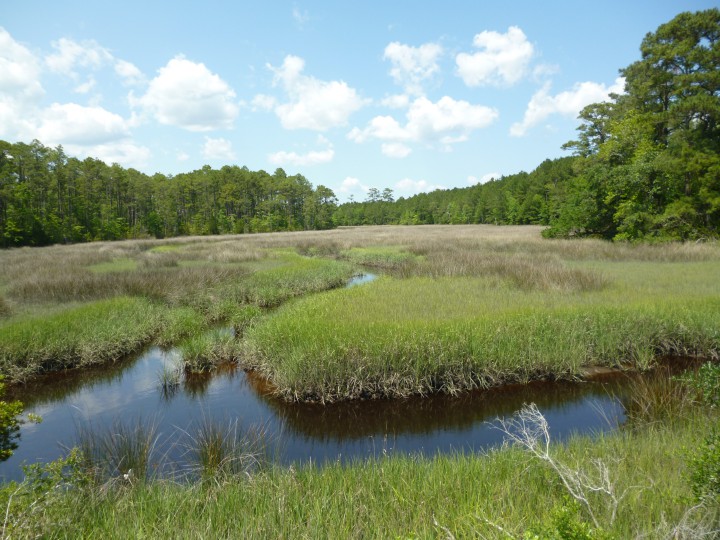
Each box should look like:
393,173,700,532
0,343,632,482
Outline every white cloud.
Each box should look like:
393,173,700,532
268,136,334,166
337,176,370,199
381,142,412,158
37,102,130,145
267,55,367,130
73,77,96,94
251,94,277,111
133,55,239,131
0,28,45,140
510,77,625,136
71,141,151,168
177,151,190,162
45,37,113,77
381,94,410,109
292,6,310,26
202,137,236,160
394,178,444,196
468,173,500,185
349,96,497,150
0,27,43,99
383,41,443,95
114,59,144,86
456,26,534,87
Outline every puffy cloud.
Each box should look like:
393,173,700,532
456,26,534,87
0,27,43,99
74,141,151,168
45,38,113,77
114,60,144,86
267,55,367,130
381,94,410,109
268,136,334,166
395,178,444,196
202,137,236,160
510,77,625,136
381,142,412,158
383,41,443,95
133,56,239,131
468,173,500,185
37,102,130,145
0,27,45,140
251,94,277,111
349,96,497,150
337,176,370,200
73,77,96,94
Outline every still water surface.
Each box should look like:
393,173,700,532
1,344,630,482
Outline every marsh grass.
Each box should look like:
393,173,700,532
179,329,240,373
244,270,720,402
622,369,696,427
1,226,719,387
0,297,164,382
183,417,273,483
5,409,716,538
157,362,183,399
75,418,160,485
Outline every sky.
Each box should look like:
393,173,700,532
2,1,717,201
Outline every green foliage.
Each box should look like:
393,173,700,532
678,362,720,407
525,500,613,540
0,376,23,461
0,141,339,248
689,430,720,503
549,8,720,241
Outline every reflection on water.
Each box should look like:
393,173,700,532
1,341,662,482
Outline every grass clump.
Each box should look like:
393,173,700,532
179,329,239,373
185,417,271,484
340,246,419,270
75,418,159,485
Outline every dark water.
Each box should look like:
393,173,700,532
0,342,635,482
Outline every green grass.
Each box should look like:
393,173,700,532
0,297,165,382
87,258,138,273
244,260,720,401
2,409,716,538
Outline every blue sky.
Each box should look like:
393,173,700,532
2,1,717,201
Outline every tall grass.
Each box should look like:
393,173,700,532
75,418,159,485
179,329,240,373
0,297,165,382
3,409,716,538
245,269,720,401
183,416,273,483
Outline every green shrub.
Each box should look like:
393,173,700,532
689,431,720,504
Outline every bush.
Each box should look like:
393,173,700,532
689,431,720,504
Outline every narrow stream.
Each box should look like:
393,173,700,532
0,344,636,482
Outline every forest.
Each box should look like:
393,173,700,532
1,8,718,247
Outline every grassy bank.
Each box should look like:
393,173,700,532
2,407,716,538
244,260,720,402
0,237,354,381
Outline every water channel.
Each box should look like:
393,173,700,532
0,274,654,482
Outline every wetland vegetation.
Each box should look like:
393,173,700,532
0,225,718,537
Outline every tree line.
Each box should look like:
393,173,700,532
0,140,337,247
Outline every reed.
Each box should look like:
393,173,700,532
3,409,716,538
75,418,160,485
0,297,164,382
183,416,272,483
